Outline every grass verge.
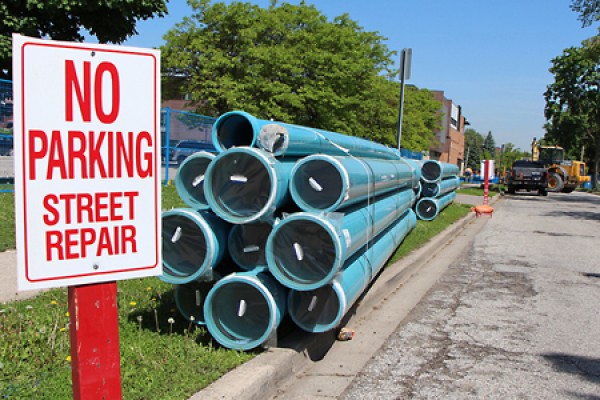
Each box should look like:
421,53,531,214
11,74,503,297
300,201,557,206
1,187,472,399
456,185,502,197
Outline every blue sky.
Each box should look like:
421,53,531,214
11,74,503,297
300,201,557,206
123,0,597,151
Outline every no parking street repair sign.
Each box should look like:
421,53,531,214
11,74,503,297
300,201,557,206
13,34,162,290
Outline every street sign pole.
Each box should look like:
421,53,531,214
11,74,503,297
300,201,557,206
69,282,122,400
396,48,412,151
484,160,490,205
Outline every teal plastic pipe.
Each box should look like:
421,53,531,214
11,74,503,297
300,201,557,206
266,189,415,290
203,268,287,350
229,222,273,271
287,209,417,333
161,208,230,284
175,151,216,210
203,147,296,224
175,280,215,326
289,154,419,212
211,110,401,160
421,160,460,183
415,191,456,221
421,176,460,198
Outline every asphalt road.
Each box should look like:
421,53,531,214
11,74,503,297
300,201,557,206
340,191,600,399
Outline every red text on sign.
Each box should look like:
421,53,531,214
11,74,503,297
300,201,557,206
65,60,120,123
28,129,153,180
45,225,137,260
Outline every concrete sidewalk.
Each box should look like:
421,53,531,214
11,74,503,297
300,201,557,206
0,249,43,303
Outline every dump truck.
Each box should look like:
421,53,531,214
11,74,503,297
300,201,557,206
505,159,548,196
531,138,590,193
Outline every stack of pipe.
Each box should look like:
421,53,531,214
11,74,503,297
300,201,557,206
414,160,460,221
161,111,424,350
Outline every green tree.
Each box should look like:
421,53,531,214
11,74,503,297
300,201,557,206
463,128,484,171
497,142,529,172
482,131,496,159
571,0,600,27
161,0,439,150
0,0,168,79
544,39,600,188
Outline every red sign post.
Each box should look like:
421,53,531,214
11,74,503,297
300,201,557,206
483,159,490,205
13,34,161,399
69,282,122,399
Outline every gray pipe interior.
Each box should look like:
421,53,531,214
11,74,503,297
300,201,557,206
175,281,213,324
416,198,438,220
229,223,272,269
270,219,337,285
292,159,343,210
421,162,442,182
162,214,208,278
209,152,271,218
178,156,212,206
215,114,255,149
421,181,439,198
288,286,340,331
207,282,271,342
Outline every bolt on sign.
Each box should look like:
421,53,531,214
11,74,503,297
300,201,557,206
13,34,162,290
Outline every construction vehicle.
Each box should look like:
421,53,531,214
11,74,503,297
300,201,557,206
531,138,590,193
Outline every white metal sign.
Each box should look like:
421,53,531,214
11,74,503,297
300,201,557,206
13,34,162,290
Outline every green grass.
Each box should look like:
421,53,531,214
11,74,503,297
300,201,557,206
1,185,474,399
0,187,15,252
389,203,472,264
456,185,502,197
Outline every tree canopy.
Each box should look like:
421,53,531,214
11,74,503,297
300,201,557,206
161,0,439,151
0,0,168,79
571,0,600,27
544,38,600,187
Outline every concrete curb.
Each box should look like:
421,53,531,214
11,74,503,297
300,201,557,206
191,194,500,400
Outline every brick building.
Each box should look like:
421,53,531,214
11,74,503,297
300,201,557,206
429,90,467,172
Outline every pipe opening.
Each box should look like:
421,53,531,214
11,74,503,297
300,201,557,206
421,181,439,198
177,156,213,207
162,214,208,280
292,159,343,210
288,286,340,332
416,199,438,220
421,161,442,182
269,219,337,287
229,223,272,270
208,282,272,345
175,281,213,325
208,152,272,220
215,114,255,149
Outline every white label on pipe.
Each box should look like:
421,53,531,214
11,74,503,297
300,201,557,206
342,229,352,249
195,289,202,307
230,175,248,183
243,245,260,253
171,226,182,243
293,242,304,261
308,177,323,192
192,174,205,187
238,299,247,317
308,295,318,312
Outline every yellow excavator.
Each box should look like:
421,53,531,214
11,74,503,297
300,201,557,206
531,138,590,193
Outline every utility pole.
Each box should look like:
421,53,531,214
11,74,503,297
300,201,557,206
396,48,412,151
